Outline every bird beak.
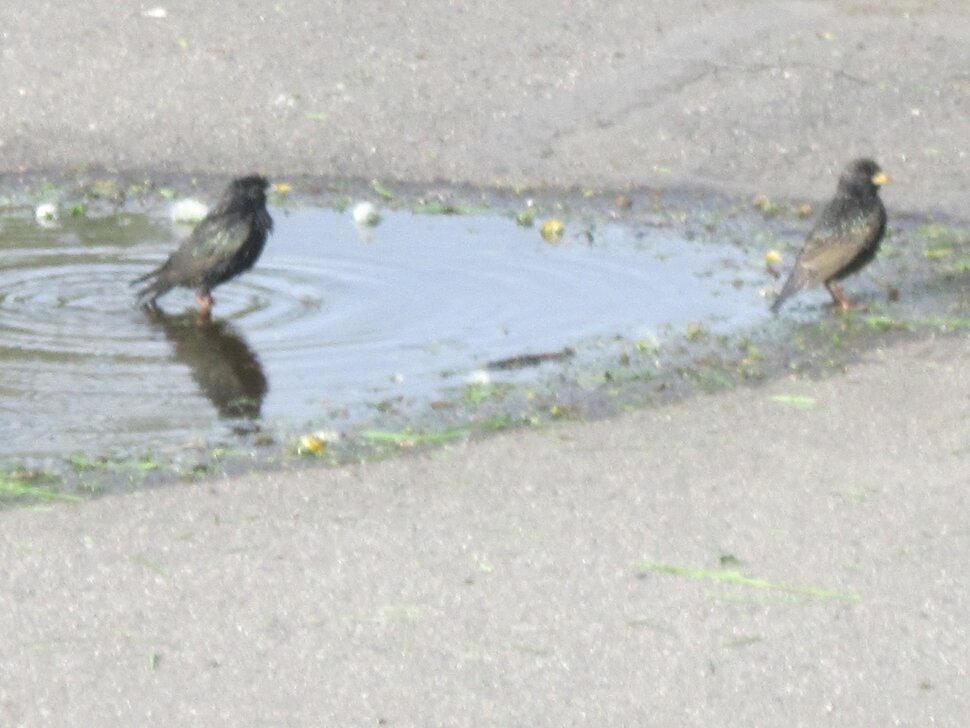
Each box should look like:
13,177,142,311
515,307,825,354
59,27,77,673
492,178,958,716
871,171,890,186
272,183,293,194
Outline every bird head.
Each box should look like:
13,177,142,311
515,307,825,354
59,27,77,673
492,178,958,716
229,175,270,203
841,158,890,195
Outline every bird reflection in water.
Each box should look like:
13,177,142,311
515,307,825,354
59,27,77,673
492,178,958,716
145,310,268,422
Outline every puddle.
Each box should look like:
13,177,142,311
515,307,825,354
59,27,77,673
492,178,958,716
1,188,964,488
0,201,768,465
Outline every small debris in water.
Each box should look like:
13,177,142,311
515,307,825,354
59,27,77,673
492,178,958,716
170,198,208,224
297,434,326,455
465,369,492,386
34,203,58,226
540,218,565,243
353,201,381,227
685,322,709,342
371,180,395,201
487,347,575,370
751,194,780,218
764,249,783,278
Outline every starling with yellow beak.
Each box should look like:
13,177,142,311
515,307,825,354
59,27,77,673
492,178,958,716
772,159,889,312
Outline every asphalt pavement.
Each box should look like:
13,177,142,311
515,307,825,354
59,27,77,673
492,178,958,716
1,2,968,725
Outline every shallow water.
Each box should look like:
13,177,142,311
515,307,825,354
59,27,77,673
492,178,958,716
0,203,768,465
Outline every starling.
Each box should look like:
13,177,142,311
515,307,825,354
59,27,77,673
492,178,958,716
771,158,889,312
133,175,273,315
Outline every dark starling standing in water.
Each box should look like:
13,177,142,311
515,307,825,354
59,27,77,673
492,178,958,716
133,175,273,315
771,158,889,313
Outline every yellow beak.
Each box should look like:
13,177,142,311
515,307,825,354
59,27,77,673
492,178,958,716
871,171,890,186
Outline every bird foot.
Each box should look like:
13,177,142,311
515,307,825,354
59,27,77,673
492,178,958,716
834,299,866,313
826,283,865,313
196,292,214,319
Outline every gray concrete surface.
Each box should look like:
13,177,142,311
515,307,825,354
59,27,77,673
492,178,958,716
2,1,968,217
1,1,969,725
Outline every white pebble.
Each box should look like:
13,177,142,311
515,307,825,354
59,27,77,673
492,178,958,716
34,202,58,225
465,369,491,386
313,428,342,443
170,198,209,224
352,201,381,227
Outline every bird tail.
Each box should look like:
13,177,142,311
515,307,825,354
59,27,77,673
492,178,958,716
770,267,808,313
130,267,171,307
769,289,790,314
130,269,155,286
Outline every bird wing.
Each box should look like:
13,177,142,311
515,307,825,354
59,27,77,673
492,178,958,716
795,230,866,281
793,204,876,284
161,213,252,284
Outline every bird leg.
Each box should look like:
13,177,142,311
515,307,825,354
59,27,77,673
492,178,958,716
196,290,214,319
825,281,862,312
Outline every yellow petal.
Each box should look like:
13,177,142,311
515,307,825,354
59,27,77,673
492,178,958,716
298,434,327,455
540,219,565,243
